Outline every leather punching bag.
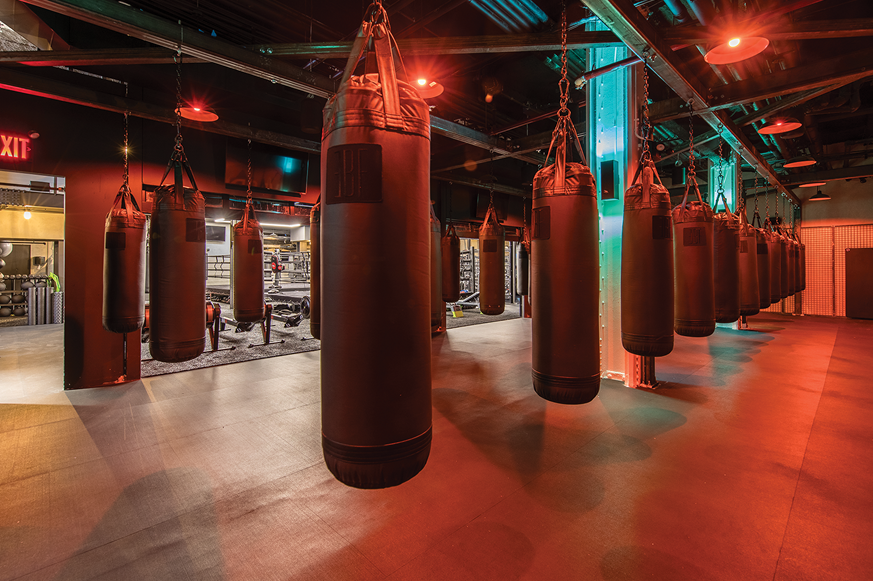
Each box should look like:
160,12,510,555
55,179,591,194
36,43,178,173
103,184,146,333
441,223,461,302
713,205,740,323
786,237,796,296
767,223,783,304
516,240,529,296
430,204,443,332
793,236,801,295
232,205,265,322
672,182,715,337
755,225,771,310
320,16,431,489
478,200,505,315
779,229,790,299
149,156,206,362
310,201,321,339
531,128,600,404
737,210,760,317
621,162,674,357
799,242,806,291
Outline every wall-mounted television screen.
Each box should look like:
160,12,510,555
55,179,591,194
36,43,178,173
225,141,308,194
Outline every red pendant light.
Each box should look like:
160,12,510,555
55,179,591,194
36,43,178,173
809,190,830,201
798,182,826,188
180,106,219,122
414,77,444,99
783,155,816,168
758,117,802,134
704,36,769,65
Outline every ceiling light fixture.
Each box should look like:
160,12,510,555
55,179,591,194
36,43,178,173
180,106,219,122
414,78,444,99
798,182,826,188
23,208,32,219
783,155,816,168
704,36,769,65
758,117,802,134
809,190,830,201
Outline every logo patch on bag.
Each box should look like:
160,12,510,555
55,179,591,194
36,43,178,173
683,227,705,246
740,239,749,253
105,231,125,250
652,215,671,240
532,207,550,240
482,239,498,253
186,218,205,242
326,144,382,204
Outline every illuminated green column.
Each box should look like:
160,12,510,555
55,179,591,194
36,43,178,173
586,28,639,381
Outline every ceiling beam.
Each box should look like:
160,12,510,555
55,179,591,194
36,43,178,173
581,0,798,204
253,30,622,58
20,0,338,98
708,48,873,109
431,173,528,197
0,67,322,153
0,48,206,66
662,19,873,45
782,164,873,186
429,117,542,165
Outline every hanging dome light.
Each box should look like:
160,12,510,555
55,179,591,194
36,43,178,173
180,106,219,122
758,117,802,134
783,155,816,168
798,181,826,188
413,77,444,99
704,36,769,65
809,190,830,201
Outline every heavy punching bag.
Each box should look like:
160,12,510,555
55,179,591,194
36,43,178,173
736,207,760,317
516,236,530,297
767,221,783,304
621,161,674,357
441,223,460,302
232,203,265,322
792,233,802,295
786,235,796,296
778,227,790,299
478,198,505,315
713,198,740,324
430,204,443,332
320,10,432,489
754,215,771,310
672,177,715,337
102,183,146,333
531,124,600,404
149,152,206,363
799,241,807,291
310,200,321,339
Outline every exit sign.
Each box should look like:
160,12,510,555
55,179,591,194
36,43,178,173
0,134,31,160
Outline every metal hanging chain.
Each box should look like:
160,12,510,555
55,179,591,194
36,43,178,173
173,45,183,152
640,54,652,165
559,0,569,116
687,100,697,186
753,165,760,214
716,124,725,199
246,138,253,205
123,83,130,189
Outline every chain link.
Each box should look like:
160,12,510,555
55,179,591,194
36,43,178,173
246,138,253,204
123,83,129,188
687,100,696,181
173,47,183,152
558,0,570,119
716,124,725,198
640,55,652,164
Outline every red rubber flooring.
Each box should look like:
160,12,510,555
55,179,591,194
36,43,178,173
0,313,870,579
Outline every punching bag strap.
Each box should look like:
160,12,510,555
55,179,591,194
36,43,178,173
373,25,403,130
340,22,372,87
483,199,500,228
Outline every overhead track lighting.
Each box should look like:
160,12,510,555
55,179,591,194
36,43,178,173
704,36,769,65
783,155,816,168
758,117,802,135
809,190,830,201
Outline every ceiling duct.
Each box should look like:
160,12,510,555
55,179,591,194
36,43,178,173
469,0,548,33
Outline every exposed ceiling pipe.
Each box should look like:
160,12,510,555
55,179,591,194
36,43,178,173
661,0,692,24
683,0,714,26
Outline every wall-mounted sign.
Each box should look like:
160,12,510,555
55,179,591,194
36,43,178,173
0,134,31,160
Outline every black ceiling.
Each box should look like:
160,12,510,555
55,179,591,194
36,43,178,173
2,0,872,202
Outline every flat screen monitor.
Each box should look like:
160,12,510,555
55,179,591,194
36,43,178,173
225,142,308,194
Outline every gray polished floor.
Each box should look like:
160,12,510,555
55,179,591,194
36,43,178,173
1,314,871,580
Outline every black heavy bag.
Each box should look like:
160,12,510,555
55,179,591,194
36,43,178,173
672,178,715,337
621,162,673,357
320,14,431,489
232,204,265,322
516,237,530,296
478,201,505,315
736,209,760,316
799,242,807,291
787,237,797,296
102,184,146,333
149,154,206,362
778,229,790,299
754,217,771,309
430,204,443,331
792,234,802,294
767,222,783,304
531,127,600,404
310,201,321,339
713,203,740,323
441,223,461,302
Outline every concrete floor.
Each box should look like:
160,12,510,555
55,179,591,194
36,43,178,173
0,314,871,580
